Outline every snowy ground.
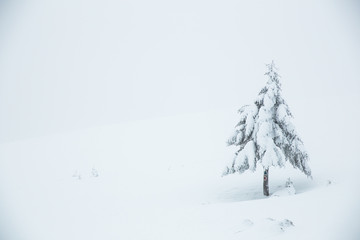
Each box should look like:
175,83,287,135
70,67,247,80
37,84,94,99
0,1,359,239
0,110,359,240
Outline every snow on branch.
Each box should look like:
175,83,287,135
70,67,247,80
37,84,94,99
224,62,311,177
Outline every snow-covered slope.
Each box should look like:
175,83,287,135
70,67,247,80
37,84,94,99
0,110,359,240
0,0,359,239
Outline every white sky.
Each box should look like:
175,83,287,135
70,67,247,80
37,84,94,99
0,0,359,142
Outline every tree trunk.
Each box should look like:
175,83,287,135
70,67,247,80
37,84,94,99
263,168,269,196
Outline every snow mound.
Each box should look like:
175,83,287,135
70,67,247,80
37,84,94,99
237,219,254,232
236,218,295,238
272,178,296,197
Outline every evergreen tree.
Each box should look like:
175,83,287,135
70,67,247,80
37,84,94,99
224,62,311,196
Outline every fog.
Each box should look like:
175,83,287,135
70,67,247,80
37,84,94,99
0,0,359,142
0,1,360,239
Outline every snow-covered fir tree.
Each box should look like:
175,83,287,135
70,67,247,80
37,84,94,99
224,62,311,196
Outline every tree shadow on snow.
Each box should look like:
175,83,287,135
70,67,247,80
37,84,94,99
216,175,316,203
